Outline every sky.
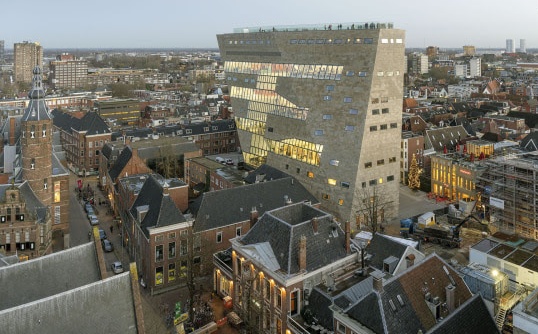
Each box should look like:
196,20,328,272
1,0,536,50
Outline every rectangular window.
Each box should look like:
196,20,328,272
382,108,389,114
155,267,163,285
54,181,61,203
169,242,176,258
314,130,324,136
328,178,337,185
268,127,274,132
323,95,332,101
322,194,330,200
216,231,223,243
329,159,340,166
180,241,187,256
377,71,384,77
358,71,368,77
236,227,242,237
381,97,389,103
349,109,358,115
326,85,335,91
371,98,379,104
389,157,397,163
322,114,333,120
156,245,163,262
168,263,176,282
341,181,350,188
390,123,398,129
307,171,314,178
343,97,352,103
380,124,388,130
364,38,374,44
365,162,372,168
346,71,354,76
372,109,380,115
377,159,385,166
369,179,377,186
388,175,395,181
370,126,377,132
338,199,344,206
345,125,355,131
296,168,300,174
362,182,366,188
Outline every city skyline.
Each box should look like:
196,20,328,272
1,0,536,50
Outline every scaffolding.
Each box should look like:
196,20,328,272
476,154,538,239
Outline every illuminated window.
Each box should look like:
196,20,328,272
328,178,337,185
329,159,340,166
307,171,314,178
54,181,61,203
379,178,383,184
322,194,330,200
168,263,176,282
338,199,344,206
155,267,163,285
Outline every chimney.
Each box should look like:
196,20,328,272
250,207,258,228
285,195,293,205
406,254,415,268
163,184,169,196
9,118,16,145
371,271,384,293
345,221,351,254
299,235,307,272
311,217,318,234
445,284,456,313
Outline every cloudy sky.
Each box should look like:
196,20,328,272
1,0,535,50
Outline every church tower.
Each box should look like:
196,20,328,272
20,66,53,206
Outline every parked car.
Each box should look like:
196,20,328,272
111,261,123,274
101,239,113,252
225,159,234,165
88,215,99,226
86,208,95,219
84,203,93,213
99,228,107,240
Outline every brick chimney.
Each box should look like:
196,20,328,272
371,271,384,293
445,284,456,313
9,118,16,145
299,235,307,272
311,217,318,234
345,221,351,254
250,207,258,228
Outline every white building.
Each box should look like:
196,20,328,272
506,39,515,53
520,39,526,53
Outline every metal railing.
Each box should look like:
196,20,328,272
234,22,394,33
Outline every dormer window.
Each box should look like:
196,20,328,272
30,125,35,139
31,159,35,170
42,124,47,137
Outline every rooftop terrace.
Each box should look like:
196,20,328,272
234,22,394,34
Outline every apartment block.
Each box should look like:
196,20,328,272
14,41,43,84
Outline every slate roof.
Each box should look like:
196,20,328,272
425,125,469,152
129,174,186,238
190,177,319,233
21,67,51,122
345,254,476,334
367,233,408,272
428,294,499,334
238,202,347,275
243,164,290,184
520,131,538,151
51,109,110,136
0,243,100,312
108,145,133,181
0,271,137,334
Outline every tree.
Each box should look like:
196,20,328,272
408,153,422,191
355,185,391,234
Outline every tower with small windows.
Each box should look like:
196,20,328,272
20,67,53,207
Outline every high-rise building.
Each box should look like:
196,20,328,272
506,39,515,53
463,45,476,56
14,41,43,84
49,53,88,90
0,40,5,63
217,23,405,223
408,52,429,75
426,46,438,57
520,39,526,53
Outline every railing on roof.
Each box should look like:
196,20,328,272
234,22,394,33
287,314,310,334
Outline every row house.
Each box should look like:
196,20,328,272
52,110,112,176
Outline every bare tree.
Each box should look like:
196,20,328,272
355,185,390,234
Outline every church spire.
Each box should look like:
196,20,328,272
21,66,51,122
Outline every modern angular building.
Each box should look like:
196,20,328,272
217,23,405,223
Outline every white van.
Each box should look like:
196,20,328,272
215,157,225,164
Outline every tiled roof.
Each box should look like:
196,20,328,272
190,177,319,233
51,110,110,136
425,125,469,151
130,175,186,238
239,202,347,275
108,146,133,181
520,131,538,151
367,233,408,272
243,164,290,184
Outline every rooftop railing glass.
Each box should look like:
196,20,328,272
233,22,394,33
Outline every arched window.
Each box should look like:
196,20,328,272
30,125,35,139
31,158,35,170
42,124,47,137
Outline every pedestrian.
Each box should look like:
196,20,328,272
110,225,114,233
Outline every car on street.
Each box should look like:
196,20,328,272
225,158,234,165
84,202,93,213
86,208,95,218
101,239,113,252
88,215,99,225
111,261,124,274
99,228,107,240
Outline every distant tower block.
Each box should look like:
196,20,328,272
520,39,526,53
506,39,515,53
463,45,476,56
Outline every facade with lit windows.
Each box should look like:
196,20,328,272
217,23,405,223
